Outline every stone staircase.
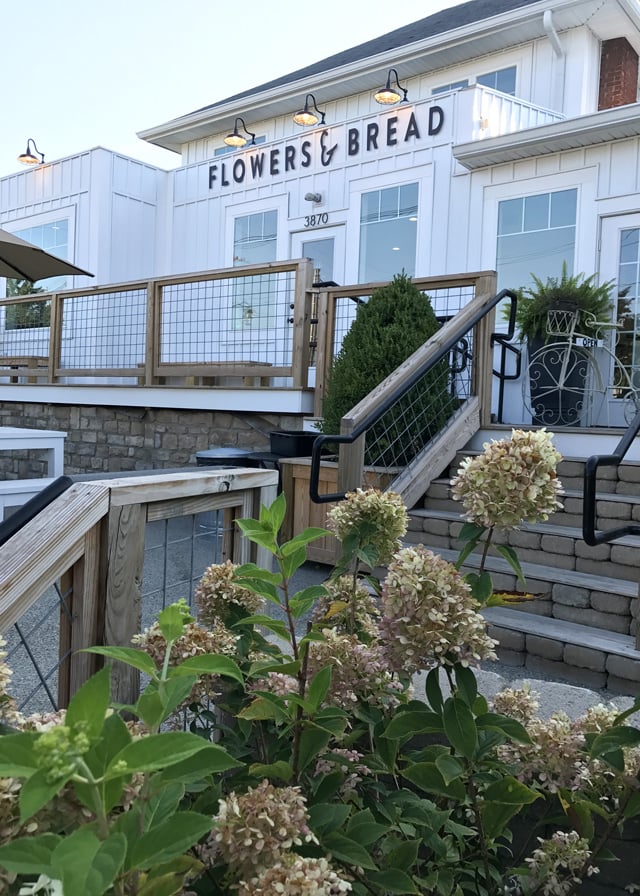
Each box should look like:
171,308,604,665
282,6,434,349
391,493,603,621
406,452,640,695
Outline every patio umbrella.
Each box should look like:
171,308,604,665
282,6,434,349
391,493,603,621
0,227,93,282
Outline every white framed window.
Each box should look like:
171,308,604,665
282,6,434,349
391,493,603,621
432,79,469,95
477,66,517,95
358,183,419,282
497,189,578,291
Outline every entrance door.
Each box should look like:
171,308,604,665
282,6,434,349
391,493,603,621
290,226,345,285
599,214,640,425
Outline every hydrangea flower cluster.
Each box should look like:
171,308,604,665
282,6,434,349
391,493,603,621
315,748,371,800
311,575,379,638
306,628,406,710
195,560,264,627
379,546,497,674
201,780,318,877
522,830,597,895
450,428,563,530
327,488,408,564
237,855,352,895
0,637,21,729
132,619,238,703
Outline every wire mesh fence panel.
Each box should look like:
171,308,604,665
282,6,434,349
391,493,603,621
141,508,231,630
0,297,51,360
2,580,71,717
59,289,147,371
160,271,296,367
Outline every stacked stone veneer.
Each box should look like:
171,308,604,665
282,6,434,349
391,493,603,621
0,401,301,479
408,454,640,694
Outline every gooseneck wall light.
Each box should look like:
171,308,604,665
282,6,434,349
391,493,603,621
293,94,326,127
374,69,409,105
17,138,45,165
223,118,256,148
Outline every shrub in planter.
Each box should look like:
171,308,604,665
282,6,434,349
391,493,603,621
321,272,456,466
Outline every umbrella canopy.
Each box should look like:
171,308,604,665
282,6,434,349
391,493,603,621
0,227,93,282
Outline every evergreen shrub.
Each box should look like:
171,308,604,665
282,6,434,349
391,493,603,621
320,273,455,466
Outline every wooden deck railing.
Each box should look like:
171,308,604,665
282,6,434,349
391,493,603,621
0,259,315,389
0,467,278,708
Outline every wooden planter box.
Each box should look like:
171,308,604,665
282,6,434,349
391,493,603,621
279,457,397,564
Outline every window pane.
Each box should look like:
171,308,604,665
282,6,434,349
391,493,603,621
360,192,379,224
498,199,522,235
497,227,575,291
432,79,468,95
550,190,577,228
302,238,335,283
359,218,417,281
234,216,248,243
523,193,549,232
399,183,419,216
379,187,398,220
263,210,277,240
619,228,639,264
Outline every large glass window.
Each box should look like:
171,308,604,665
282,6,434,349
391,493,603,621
232,210,277,329
496,189,577,291
358,184,419,282
4,218,69,329
477,66,517,95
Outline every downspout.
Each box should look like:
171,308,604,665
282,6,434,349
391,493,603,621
543,9,566,112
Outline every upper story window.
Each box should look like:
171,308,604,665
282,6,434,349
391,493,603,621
432,66,517,97
496,188,577,293
358,183,418,282
215,136,266,157
432,79,469,95
477,66,517,96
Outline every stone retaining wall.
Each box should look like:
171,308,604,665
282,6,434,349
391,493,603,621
0,401,301,478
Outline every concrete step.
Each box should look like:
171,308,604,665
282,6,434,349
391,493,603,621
409,507,640,582
482,607,640,695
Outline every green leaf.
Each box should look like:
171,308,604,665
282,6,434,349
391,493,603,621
20,768,73,823
443,697,477,759
107,732,238,777
459,522,486,542
347,810,389,845
281,544,308,579
248,659,300,677
289,585,328,619
236,615,291,642
82,646,158,677
481,801,523,840
308,803,352,834
136,687,172,731
322,831,378,870
495,544,526,585
235,518,277,551
298,723,333,771
57,831,127,896
267,491,287,532
307,665,332,713
590,726,640,758
401,762,466,800
435,753,464,785
157,747,240,784
483,776,541,805
144,783,185,830
383,709,444,741
238,695,289,722
130,811,215,870
249,760,293,782
0,832,59,874
234,563,282,584
368,870,418,894
386,839,420,870
158,604,188,643
0,731,38,777
282,528,332,552
464,571,493,603
169,654,243,684
425,668,443,713
64,665,112,741
453,664,477,707
476,712,532,743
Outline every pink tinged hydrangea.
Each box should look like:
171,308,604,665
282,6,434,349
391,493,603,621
450,428,563,530
327,488,408,565
523,830,597,895
195,560,264,627
311,575,379,638
201,780,317,877
379,546,497,674
237,855,352,895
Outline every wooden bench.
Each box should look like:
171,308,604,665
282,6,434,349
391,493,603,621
0,355,49,383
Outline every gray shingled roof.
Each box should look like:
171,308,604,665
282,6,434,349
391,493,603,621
192,0,544,114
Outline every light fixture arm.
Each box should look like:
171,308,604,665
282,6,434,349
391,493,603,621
374,68,410,105
293,93,326,127
386,69,408,101
224,117,256,148
18,138,45,165
304,94,326,124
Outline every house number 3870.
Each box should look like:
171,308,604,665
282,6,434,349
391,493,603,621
304,213,329,227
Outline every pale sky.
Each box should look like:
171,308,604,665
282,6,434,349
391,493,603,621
1,0,467,178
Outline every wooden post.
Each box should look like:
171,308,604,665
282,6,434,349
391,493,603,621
145,280,158,386
104,502,146,706
291,259,314,389
338,430,366,497
49,293,62,384
472,273,498,428
313,289,332,419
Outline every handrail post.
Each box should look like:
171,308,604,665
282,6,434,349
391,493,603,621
338,419,365,496
145,279,158,386
472,274,497,427
49,292,62,384
292,259,314,389
313,288,332,418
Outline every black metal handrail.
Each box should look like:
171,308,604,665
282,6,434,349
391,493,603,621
309,288,517,503
0,476,74,548
582,409,640,545
491,292,522,424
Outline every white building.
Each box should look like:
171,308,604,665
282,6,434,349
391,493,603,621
2,0,640,426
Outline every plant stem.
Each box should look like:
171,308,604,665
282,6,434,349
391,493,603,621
478,527,494,577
